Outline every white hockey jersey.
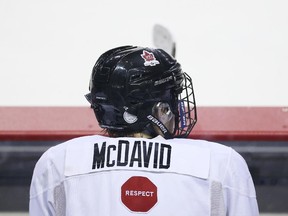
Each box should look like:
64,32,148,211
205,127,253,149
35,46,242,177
29,135,259,216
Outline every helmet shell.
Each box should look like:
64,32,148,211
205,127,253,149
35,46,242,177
87,45,196,137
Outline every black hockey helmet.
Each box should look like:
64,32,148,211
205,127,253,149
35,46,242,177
85,45,197,138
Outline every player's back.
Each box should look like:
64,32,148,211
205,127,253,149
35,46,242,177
29,135,258,216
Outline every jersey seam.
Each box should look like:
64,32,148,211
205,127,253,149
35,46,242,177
30,180,64,199
221,147,232,183
30,157,65,199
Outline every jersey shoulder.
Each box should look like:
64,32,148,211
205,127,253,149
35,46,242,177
172,138,240,180
32,135,103,181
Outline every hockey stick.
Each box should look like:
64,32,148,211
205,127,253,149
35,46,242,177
152,24,176,57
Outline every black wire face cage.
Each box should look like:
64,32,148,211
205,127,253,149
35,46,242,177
174,72,197,138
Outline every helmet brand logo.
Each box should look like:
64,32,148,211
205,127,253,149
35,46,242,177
141,50,160,66
147,115,168,134
154,75,173,86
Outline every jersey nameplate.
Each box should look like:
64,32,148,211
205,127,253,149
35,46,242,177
64,138,210,179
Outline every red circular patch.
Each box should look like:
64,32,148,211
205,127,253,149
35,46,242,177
121,176,158,212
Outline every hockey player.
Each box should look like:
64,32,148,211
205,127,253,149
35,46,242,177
29,45,259,215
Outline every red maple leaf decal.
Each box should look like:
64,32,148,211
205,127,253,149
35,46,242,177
141,50,160,66
141,50,155,61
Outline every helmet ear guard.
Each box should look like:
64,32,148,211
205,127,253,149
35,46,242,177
86,46,197,138
146,72,197,139
150,102,175,139
153,102,175,132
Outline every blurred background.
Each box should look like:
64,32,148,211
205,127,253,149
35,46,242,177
0,0,288,215
1,0,288,107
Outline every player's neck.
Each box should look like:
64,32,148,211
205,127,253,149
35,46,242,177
132,133,152,138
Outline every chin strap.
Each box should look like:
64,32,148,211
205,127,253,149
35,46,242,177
146,114,173,139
